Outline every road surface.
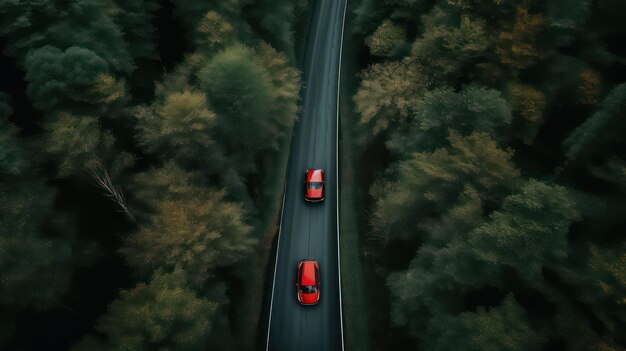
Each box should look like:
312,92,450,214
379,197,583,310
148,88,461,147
265,0,347,350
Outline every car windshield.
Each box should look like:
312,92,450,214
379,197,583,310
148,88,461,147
299,285,317,294
307,182,322,190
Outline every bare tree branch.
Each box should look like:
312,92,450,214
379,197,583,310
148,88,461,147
364,210,390,247
88,158,135,223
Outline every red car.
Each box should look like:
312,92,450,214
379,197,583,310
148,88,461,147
304,169,325,202
296,259,320,305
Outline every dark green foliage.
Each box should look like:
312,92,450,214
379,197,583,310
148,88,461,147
248,0,309,62
0,0,133,73
425,295,540,351
354,0,626,348
469,180,580,280
113,0,159,60
0,112,28,176
388,84,512,153
565,83,626,174
0,184,71,311
73,270,217,351
0,0,304,349
199,43,299,174
122,163,255,287
371,132,520,242
24,46,112,111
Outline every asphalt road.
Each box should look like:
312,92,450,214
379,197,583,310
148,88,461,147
265,0,347,350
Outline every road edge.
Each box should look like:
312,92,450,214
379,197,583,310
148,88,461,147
336,0,348,350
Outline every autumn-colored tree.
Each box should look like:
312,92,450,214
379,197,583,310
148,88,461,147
195,11,235,52
122,163,254,287
366,19,408,57
44,113,114,177
73,270,217,351
135,90,224,169
507,82,546,144
371,131,520,242
577,68,603,106
354,60,429,138
411,11,491,79
496,7,545,70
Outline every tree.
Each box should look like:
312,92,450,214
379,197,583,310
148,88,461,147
366,19,408,57
199,43,290,174
195,11,236,52
555,244,626,336
425,295,540,351
411,10,491,80
248,0,309,61
354,60,429,138
0,100,29,176
112,0,159,61
255,42,301,137
0,0,133,74
564,83,626,171
135,90,223,168
545,0,592,46
577,68,603,106
0,184,71,311
44,112,115,177
24,46,113,111
389,84,512,154
73,270,217,351
507,82,546,144
469,180,580,280
122,163,255,287
372,131,520,242
496,6,546,69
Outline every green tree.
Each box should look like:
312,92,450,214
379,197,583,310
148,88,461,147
470,180,580,280
0,100,28,176
0,185,71,311
556,244,626,335
199,43,295,174
389,84,512,154
411,10,490,80
0,0,133,74
425,295,540,351
73,270,217,351
112,0,159,61
565,83,626,172
122,163,255,287
545,0,592,46
372,131,520,242
24,46,113,111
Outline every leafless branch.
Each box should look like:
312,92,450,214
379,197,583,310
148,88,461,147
364,210,390,247
88,158,135,223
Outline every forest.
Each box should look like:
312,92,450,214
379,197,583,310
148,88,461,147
0,0,309,350
347,0,625,350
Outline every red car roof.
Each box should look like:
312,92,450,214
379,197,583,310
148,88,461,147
300,261,317,286
306,169,324,183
